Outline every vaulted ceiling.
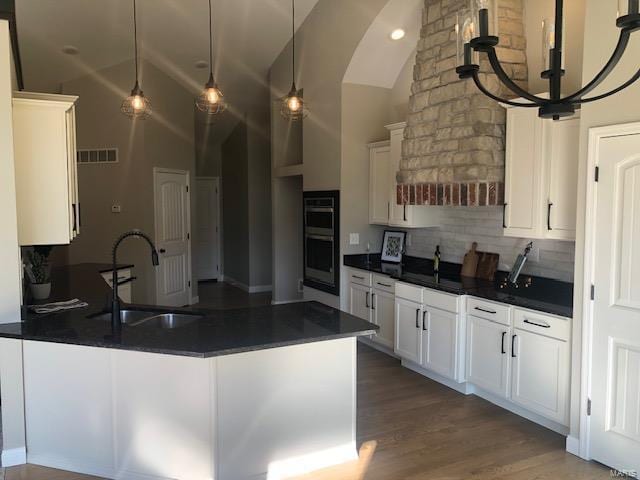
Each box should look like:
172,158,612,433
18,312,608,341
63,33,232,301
15,0,320,139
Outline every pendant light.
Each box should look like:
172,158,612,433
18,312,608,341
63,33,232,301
196,0,226,114
280,0,308,121
456,0,640,120
121,0,151,119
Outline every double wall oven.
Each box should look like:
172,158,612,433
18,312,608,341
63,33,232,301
303,191,339,295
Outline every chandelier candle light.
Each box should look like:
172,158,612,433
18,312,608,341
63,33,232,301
196,0,226,114
456,0,640,120
280,0,308,121
121,0,151,119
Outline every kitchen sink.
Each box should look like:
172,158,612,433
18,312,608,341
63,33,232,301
90,310,202,328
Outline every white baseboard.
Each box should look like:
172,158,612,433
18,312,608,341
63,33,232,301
271,299,307,305
402,360,473,395
565,435,581,457
2,447,26,467
224,276,272,294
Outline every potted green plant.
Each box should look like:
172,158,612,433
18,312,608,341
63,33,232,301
26,246,53,300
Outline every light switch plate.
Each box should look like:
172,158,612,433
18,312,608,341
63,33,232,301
349,233,360,245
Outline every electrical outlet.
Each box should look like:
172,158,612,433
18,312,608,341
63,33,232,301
349,233,360,245
111,205,122,213
528,245,540,262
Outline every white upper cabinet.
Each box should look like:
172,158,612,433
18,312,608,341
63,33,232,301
503,102,579,241
13,92,79,246
369,141,391,225
368,122,440,229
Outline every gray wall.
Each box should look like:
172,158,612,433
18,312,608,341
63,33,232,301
221,121,250,286
54,59,197,304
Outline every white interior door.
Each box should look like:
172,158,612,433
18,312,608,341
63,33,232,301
589,132,640,477
154,169,191,307
195,177,220,281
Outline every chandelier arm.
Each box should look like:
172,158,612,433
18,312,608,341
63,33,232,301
574,67,640,104
564,30,631,102
486,50,547,104
471,72,539,107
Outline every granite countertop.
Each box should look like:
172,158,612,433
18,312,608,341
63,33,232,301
4,264,377,358
344,254,574,318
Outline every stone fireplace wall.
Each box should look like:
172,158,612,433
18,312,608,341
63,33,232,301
398,0,528,206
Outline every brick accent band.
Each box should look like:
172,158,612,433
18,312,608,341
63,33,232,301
397,182,504,207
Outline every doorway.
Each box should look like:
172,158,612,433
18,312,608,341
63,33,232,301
582,123,640,477
195,177,221,282
153,168,192,307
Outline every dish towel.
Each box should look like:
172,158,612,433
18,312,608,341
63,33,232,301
28,299,89,314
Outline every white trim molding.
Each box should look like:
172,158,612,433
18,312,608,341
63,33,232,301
225,276,272,294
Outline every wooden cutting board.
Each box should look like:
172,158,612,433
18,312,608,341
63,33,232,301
476,251,500,281
461,242,479,277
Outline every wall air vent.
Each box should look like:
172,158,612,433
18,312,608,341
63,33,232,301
77,148,119,165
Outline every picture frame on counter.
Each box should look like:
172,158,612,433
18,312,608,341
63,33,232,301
381,230,406,264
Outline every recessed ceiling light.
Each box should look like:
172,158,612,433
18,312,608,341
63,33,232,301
195,60,209,70
61,45,79,55
390,29,406,41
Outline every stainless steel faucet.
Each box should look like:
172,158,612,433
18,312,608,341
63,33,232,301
111,230,159,329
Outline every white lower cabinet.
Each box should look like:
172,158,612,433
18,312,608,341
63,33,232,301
467,315,511,398
349,282,372,322
394,297,422,364
422,307,458,380
372,288,395,349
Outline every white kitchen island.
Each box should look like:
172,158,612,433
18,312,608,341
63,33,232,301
0,301,376,480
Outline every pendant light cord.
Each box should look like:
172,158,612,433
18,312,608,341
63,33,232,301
133,0,139,83
291,0,295,86
209,0,214,77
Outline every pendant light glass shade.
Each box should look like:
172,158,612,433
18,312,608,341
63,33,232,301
280,83,308,121
122,0,151,119
197,0,226,115
280,0,308,121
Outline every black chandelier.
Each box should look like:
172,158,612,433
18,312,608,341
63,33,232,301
456,0,640,120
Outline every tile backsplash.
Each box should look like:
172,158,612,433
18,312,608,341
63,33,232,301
404,207,575,283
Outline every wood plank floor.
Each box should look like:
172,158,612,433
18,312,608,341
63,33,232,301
3,343,611,480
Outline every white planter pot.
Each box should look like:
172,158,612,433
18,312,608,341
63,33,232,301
30,283,51,300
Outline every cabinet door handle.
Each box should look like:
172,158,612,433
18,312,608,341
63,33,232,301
474,306,497,315
422,310,428,331
524,318,551,329
371,293,376,310
511,334,518,358
72,203,77,233
387,201,390,220
503,203,508,228
377,282,393,288
547,202,554,231
365,292,370,309
403,204,407,222
501,331,507,354
77,203,82,229
353,275,365,281
415,309,421,329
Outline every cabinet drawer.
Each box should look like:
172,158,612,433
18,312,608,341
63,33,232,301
372,274,394,294
395,282,423,303
513,308,570,342
348,269,372,287
466,297,511,326
424,289,459,313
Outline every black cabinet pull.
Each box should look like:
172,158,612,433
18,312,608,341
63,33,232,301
387,201,390,220
403,204,407,222
524,319,551,329
377,282,392,288
474,306,497,315
365,292,370,309
503,203,508,228
77,203,82,229
159,248,166,254
72,203,77,233
501,331,507,354
547,202,554,230
353,275,365,281
371,293,376,310
511,334,518,358
415,309,420,328
422,311,428,331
